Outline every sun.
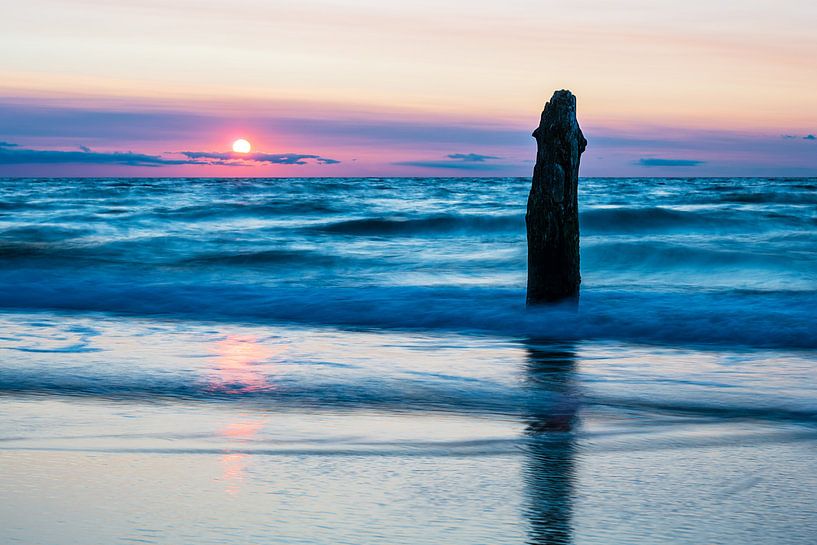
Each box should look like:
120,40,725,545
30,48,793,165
232,139,252,154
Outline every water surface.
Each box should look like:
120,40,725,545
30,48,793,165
1,177,815,544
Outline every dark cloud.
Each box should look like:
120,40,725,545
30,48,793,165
638,158,704,167
446,153,501,162
180,151,232,160
781,134,816,141
392,160,502,170
0,142,339,168
179,151,340,165
0,141,19,147
394,152,508,170
0,143,205,167
3,99,813,177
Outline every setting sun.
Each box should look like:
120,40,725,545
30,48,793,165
232,139,252,153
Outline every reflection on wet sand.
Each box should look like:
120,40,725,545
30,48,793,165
219,417,268,495
523,341,579,545
221,451,249,496
210,334,284,494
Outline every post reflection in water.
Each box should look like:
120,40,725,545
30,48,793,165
522,340,579,545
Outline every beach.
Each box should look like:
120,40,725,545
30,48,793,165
1,177,816,543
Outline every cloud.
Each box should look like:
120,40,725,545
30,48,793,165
781,134,816,141
392,160,502,170
637,158,705,167
446,153,501,162
393,152,506,170
179,151,340,165
0,142,339,168
0,143,206,167
3,99,814,177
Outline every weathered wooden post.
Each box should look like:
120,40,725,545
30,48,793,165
526,90,587,305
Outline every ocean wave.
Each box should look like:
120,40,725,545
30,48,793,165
0,200,58,212
0,239,361,270
2,236,809,276
0,242,86,261
312,213,523,235
180,248,347,266
0,271,814,348
310,207,807,238
2,362,816,428
151,200,338,220
715,191,817,205
0,369,545,416
583,240,814,271
0,225,94,243
580,207,753,232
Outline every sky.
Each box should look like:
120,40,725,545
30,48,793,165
1,0,816,177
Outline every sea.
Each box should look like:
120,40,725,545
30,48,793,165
1,177,816,544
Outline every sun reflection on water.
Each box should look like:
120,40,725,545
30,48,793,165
209,334,285,495
209,334,283,395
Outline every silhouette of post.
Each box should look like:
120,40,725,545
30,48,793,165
526,90,587,305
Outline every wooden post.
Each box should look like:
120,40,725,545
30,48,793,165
526,90,587,305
